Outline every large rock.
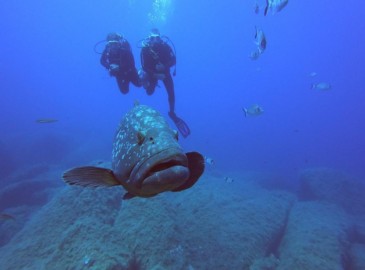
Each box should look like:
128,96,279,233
299,168,365,216
0,140,16,180
0,172,296,270
0,164,65,248
349,244,365,270
277,201,350,270
0,178,61,211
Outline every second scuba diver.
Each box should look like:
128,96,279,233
139,28,191,138
100,33,141,94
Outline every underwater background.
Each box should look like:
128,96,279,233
0,0,365,269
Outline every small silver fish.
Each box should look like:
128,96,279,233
36,118,58,124
254,26,266,53
224,177,234,183
264,0,289,16
254,2,260,14
309,71,317,77
204,156,215,166
311,82,331,91
242,104,264,117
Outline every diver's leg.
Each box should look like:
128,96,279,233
146,77,158,96
163,74,190,137
163,74,175,113
130,69,142,87
116,75,129,94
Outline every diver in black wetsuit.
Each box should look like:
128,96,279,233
139,29,190,138
100,33,141,94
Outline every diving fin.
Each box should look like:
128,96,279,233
169,113,191,138
63,166,120,187
172,152,205,192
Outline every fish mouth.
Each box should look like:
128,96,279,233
130,148,189,195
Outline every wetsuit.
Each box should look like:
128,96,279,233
140,37,176,113
101,40,141,94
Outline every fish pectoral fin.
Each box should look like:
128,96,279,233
172,152,205,192
63,166,120,187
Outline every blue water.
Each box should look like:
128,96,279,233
0,1,365,268
1,0,364,179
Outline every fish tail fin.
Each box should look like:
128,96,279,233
242,107,248,117
63,166,120,187
311,83,315,89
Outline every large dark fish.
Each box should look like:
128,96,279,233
63,104,205,199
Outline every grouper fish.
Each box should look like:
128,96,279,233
63,104,205,199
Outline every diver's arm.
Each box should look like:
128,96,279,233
100,49,109,69
167,45,176,68
161,44,176,69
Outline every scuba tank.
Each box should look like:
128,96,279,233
138,35,177,76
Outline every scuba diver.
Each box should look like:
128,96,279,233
100,33,141,94
139,28,191,138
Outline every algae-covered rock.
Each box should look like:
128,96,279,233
173,186,295,270
299,168,365,215
277,201,350,270
249,254,280,270
349,244,365,270
0,173,296,270
0,186,123,269
0,179,60,212
0,140,16,180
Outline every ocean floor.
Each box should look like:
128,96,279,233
0,164,364,270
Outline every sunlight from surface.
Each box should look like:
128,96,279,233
148,0,174,24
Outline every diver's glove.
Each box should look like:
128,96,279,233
109,64,120,76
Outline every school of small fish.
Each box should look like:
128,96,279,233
246,0,331,120
249,0,288,60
